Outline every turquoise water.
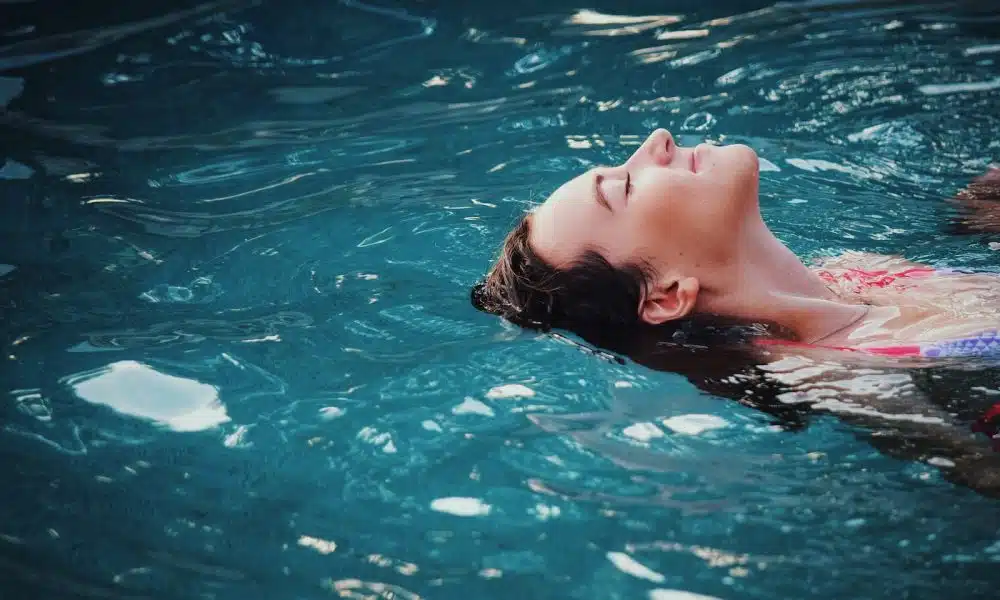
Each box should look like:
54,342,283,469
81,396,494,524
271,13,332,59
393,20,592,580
2,0,1000,597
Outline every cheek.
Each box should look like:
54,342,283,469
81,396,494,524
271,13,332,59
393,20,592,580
624,178,697,256
628,176,739,265
633,174,717,230
628,175,676,233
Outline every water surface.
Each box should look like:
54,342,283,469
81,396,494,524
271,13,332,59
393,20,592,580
2,0,1000,598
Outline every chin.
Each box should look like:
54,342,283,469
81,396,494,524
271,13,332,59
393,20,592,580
730,142,759,163
716,144,760,181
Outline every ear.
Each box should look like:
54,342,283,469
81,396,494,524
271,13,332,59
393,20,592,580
639,277,699,326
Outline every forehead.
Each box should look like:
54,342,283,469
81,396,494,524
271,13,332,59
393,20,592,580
528,169,599,267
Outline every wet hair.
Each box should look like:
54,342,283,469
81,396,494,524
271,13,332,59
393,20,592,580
469,216,653,337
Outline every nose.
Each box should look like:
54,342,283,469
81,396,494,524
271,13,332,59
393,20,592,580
628,128,673,168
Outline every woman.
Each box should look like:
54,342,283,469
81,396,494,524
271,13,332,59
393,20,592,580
472,128,999,358
471,128,1000,495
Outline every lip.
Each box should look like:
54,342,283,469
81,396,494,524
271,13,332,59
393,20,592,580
693,144,709,173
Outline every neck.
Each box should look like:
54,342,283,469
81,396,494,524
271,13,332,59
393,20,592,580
700,216,867,344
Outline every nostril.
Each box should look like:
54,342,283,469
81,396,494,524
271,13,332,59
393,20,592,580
661,132,674,164
660,130,674,156
641,128,674,166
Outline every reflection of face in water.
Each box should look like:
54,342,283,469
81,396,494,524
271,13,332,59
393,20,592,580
529,128,761,284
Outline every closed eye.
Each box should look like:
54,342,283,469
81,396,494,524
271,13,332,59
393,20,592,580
594,170,631,212
594,172,612,212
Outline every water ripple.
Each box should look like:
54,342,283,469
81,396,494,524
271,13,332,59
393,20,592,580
3,1,1000,598
0,0,259,71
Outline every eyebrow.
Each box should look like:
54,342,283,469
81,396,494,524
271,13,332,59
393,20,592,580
593,171,612,212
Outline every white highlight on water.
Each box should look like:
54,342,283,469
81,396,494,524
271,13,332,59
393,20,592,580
430,497,492,517
918,77,1000,95
623,422,665,442
964,44,1000,56
67,360,229,432
486,384,535,399
533,503,561,521
319,406,346,420
224,425,250,448
661,414,729,435
758,158,781,172
785,158,880,180
453,397,494,417
606,552,666,583
298,535,337,554
649,589,723,600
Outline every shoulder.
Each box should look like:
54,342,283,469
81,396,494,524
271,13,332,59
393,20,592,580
811,250,933,272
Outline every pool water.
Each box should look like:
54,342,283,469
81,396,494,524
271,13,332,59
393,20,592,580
2,0,1000,597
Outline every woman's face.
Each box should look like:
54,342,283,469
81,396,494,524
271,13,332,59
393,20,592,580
528,129,761,279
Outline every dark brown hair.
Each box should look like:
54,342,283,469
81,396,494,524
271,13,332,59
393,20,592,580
470,215,654,337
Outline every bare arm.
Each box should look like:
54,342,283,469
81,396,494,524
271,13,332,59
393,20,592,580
947,166,1000,234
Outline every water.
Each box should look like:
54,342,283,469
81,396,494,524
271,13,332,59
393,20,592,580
2,0,1000,598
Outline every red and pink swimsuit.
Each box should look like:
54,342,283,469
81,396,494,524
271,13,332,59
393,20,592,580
809,266,998,358
815,266,938,294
